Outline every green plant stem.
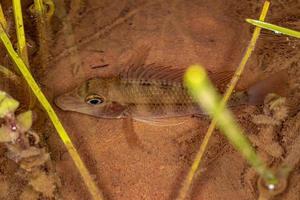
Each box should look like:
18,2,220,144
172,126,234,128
12,0,29,66
184,65,277,185
0,64,21,84
0,23,104,200
0,3,7,30
33,0,52,71
175,2,271,199
246,19,300,39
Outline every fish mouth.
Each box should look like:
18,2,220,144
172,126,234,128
54,93,104,118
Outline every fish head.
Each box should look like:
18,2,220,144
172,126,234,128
55,77,126,118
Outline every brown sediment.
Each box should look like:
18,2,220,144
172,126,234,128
0,0,300,199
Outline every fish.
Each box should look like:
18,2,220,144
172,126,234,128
55,46,289,124
55,46,289,149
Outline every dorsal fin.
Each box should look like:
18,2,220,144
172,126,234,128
119,45,186,83
208,71,235,92
119,45,235,89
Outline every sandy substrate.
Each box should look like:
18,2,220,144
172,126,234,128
0,0,300,200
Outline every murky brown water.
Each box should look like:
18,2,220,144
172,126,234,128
0,0,299,199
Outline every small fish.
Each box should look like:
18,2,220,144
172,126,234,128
55,46,288,124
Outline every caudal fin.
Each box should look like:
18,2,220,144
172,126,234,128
247,69,289,105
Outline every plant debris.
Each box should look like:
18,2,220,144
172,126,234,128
0,91,60,199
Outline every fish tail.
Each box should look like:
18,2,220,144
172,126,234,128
246,69,289,105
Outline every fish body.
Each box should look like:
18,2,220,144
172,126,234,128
55,47,288,122
55,69,201,120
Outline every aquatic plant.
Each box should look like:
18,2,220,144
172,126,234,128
176,1,271,199
249,94,290,200
0,91,60,198
0,4,7,31
246,19,300,39
184,65,278,184
29,0,55,72
12,0,36,108
0,1,104,199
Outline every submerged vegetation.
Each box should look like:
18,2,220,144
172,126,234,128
246,19,300,39
0,91,60,198
0,0,103,199
178,1,300,199
184,65,278,185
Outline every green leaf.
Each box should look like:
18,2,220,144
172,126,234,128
17,110,32,132
246,19,300,39
0,91,19,118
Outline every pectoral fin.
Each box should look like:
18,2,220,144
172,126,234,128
97,102,127,118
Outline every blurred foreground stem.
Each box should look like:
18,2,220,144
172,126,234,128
185,65,277,184
176,1,271,199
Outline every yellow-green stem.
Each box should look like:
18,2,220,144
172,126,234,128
0,64,22,84
246,19,300,39
0,23,104,200
184,65,277,185
175,1,270,199
0,3,7,30
12,0,29,66
33,0,52,71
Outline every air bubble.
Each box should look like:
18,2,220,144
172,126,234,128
274,31,281,35
11,125,17,131
267,184,276,190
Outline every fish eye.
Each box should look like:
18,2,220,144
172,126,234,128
85,94,104,105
